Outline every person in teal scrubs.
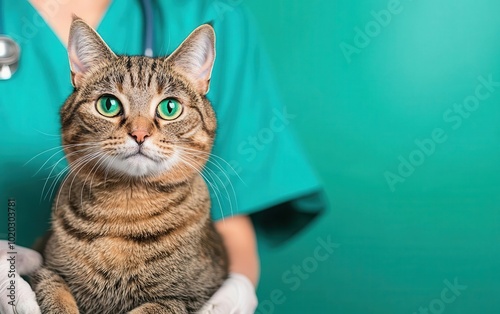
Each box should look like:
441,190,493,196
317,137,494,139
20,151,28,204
0,0,325,313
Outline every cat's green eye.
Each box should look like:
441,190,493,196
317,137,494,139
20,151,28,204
96,95,122,117
157,99,183,120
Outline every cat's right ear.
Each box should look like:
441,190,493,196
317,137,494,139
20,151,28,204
67,16,116,88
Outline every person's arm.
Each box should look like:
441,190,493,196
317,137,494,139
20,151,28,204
196,216,259,313
215,215,260,287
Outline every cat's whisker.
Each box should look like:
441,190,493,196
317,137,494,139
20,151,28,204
46,164,70,202
42,149,95,202
54,153,98,201
40,146,99,201
181,149,239,194
103,154,119,188
61,153,102,209
44,152,90,203
176,156,225,222
173,145,240,219
162,155,195,196
173,154,244,219
34,144,97,182
56,152,102,210
180,153,237,219
173,145,246,186
202,163,236,218
25,146,67,168
177,164,194,195
41,150,83,201
68,153,102,198
32,129,61,138
87,153,113,202
24,142,99,167
179,153,223,194
26,143,97,179
202,160,239,217
179,149,239,205
81,153,109,207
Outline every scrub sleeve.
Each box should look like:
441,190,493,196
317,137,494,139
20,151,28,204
0,0,326,248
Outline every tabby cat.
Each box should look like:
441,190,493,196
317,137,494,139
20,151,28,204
32,18,228,314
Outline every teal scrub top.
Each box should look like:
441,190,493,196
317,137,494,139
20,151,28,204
0,0,325,248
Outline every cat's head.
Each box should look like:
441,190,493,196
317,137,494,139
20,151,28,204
60,18,217,183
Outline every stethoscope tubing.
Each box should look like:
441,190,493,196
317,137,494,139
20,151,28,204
140,0,154,57
0,0,4,34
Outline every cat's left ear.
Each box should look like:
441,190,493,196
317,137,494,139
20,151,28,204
167,24,216,95
67,16,116,88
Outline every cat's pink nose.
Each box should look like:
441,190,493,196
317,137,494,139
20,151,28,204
129,130,150,144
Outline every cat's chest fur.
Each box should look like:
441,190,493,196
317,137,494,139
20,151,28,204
43,176,227,313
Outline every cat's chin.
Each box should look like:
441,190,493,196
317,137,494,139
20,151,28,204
104,150,181,178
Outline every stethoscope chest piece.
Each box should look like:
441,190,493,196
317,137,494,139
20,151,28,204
0,35,20,80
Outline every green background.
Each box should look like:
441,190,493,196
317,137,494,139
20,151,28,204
246,0,500,313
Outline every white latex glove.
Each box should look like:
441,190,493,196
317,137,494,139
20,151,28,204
197,273,258,314
0,240,42,314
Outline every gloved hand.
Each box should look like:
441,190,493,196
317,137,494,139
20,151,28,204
197,273,258,314
0,240,42,314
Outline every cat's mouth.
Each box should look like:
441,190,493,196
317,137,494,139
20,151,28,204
123,150,158,162
102,146,180,178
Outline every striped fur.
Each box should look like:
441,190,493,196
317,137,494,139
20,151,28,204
33,19,228,313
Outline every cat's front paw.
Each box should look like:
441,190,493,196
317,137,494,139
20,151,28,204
33,268,80,314
38,301,79,314
127,302,188,314
37,291,80,314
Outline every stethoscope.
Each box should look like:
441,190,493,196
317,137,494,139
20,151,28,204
0,0,155,81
